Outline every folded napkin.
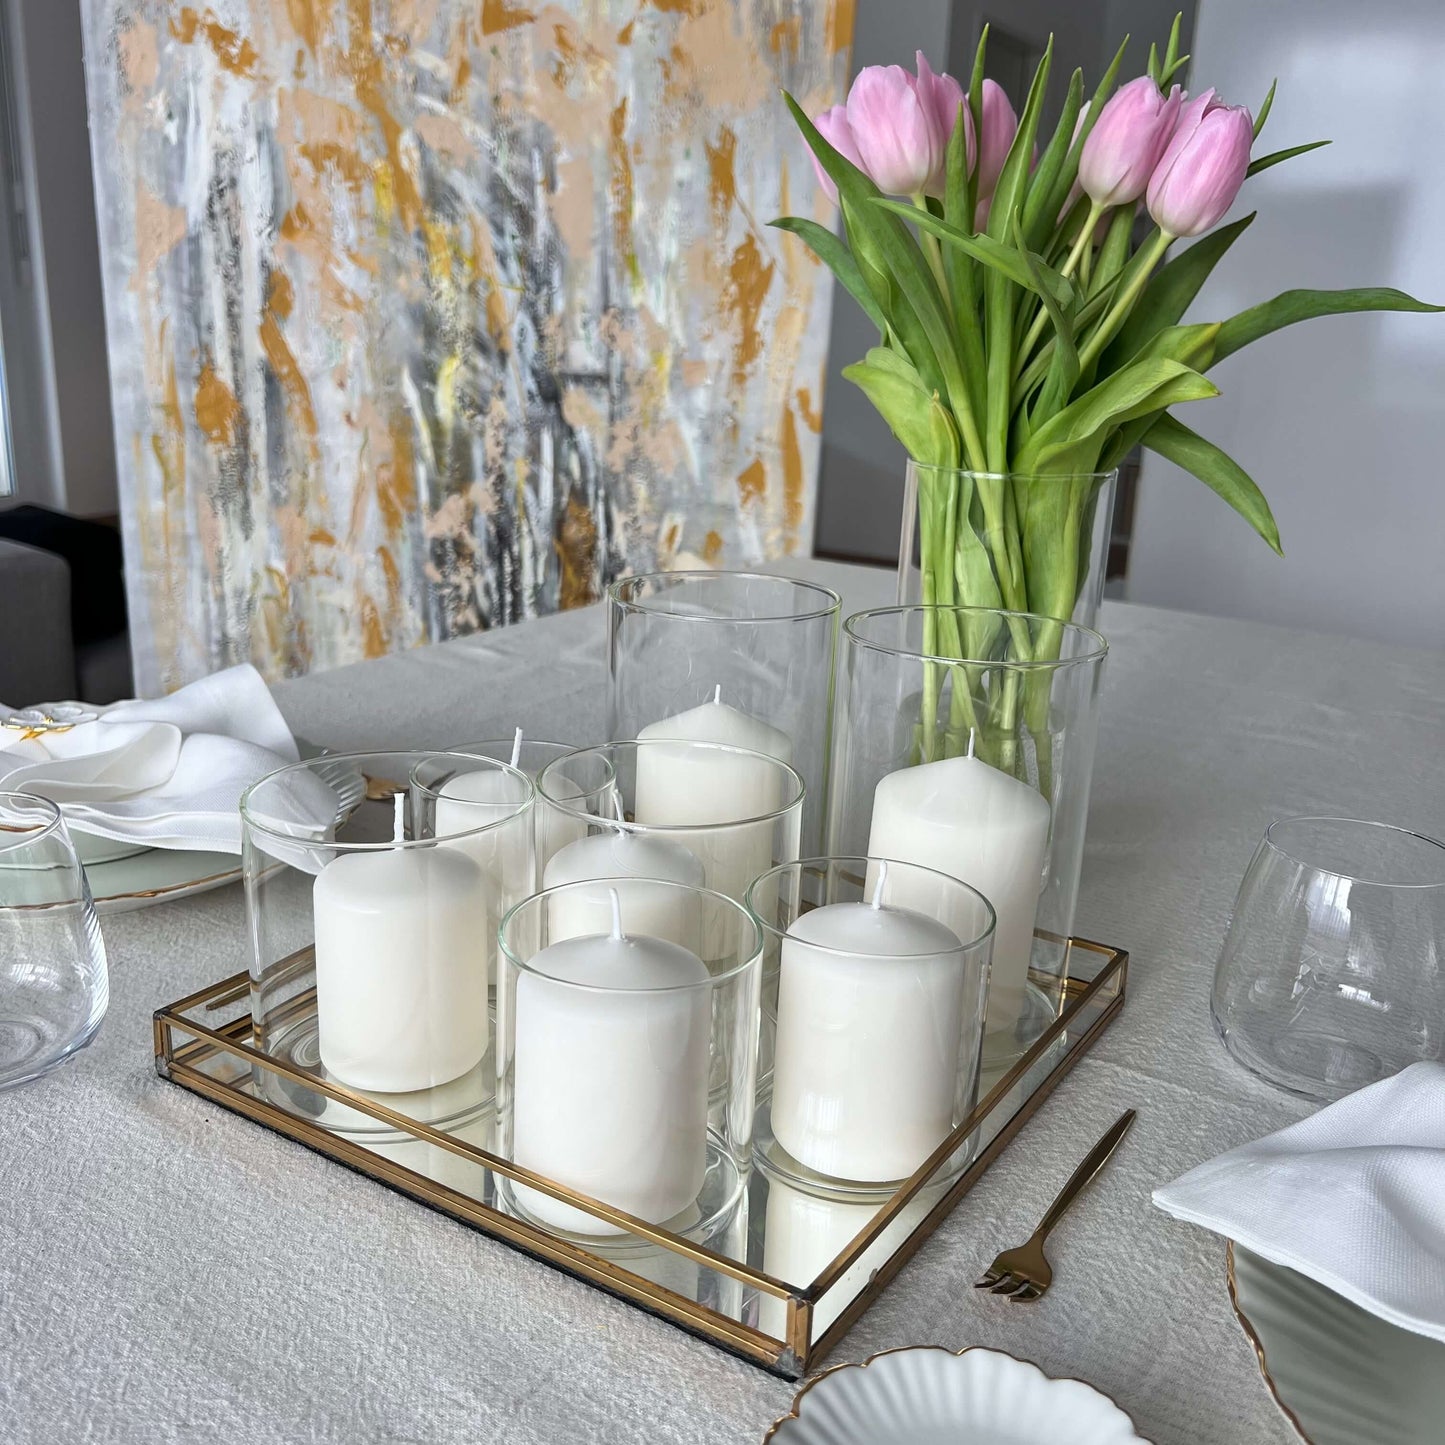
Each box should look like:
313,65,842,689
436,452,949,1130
0,665,301,853
1154,1062,1445,1341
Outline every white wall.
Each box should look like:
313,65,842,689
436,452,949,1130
1127,0,1445,649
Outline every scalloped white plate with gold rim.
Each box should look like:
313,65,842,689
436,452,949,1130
764,1345,1148,1444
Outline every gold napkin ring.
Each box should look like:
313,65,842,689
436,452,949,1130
2,703,98,742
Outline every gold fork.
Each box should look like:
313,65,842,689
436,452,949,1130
975,1108,1136,1302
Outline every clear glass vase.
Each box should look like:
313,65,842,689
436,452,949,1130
898,463,1118,630
828,607,1108,1068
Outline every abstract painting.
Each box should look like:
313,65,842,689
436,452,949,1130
81,0,853,693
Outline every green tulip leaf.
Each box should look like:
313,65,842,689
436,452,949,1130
987,36,1054,247
842,360,959,470
784,93,961,415
1012,213,1079,422
1133,320,1220,371
1161,12,1183,76
1102,212,1255,369
1018,357,1219,472
769,217,889,336
1022,69,1084,249
1247,140,1329,176
942,105,986,416
1213,286,1445,365
1141,412,1282,554
1253,79,1277,139
877,202,1077,310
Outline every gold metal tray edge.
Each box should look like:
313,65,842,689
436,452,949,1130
153,938,1128,1379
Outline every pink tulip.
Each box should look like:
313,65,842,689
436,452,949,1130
1078,77,1183,208
809,105,866,205
845,64,945,197
914,51,973,196
975,79,1018,200
1146,89,1253,236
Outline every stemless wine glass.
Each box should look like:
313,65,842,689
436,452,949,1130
1212,816,1445,1101
0,791,108,1088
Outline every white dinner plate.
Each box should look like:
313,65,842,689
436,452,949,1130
1228,1243,1445,1445
79,736,346,914
87,847,241,915
764,1345,1148,1444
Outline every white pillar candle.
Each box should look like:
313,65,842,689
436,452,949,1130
533,768,589,872
511,890,710,1234
541,826,705,947
433,751,526,986
866,741,1049,1035
313,797,491,1093
771,868,968,1181
638,684,793,764
634,697,791,905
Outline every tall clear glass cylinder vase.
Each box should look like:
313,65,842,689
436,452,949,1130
827,607,1108,1071
897,464,1118,630
607,572,840,856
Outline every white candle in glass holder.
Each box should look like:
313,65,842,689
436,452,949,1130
432,737,527,985
771,866,968,1181
541,817,705,947
313,796,491,1093
634,698,790,904
866,737,1049,1035
511,889,710,1235
638,684,793,764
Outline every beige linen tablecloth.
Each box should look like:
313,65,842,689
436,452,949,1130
5,559,1442,1444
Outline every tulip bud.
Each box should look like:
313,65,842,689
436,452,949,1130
845,64,945,197
975,79,1018,200
914,51,973,197
809,105,866,205
1146,90,1253,237
1078,76,1183,208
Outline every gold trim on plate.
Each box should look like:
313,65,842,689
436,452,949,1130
1225,1242,1316,1445
762,1343,1151,1442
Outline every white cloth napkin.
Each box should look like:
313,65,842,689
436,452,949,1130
0,665,301,853
1154,1061,1445,1341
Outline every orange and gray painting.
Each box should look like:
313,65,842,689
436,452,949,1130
81,1,853,692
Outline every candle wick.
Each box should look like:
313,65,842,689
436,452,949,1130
509,726,523,770
966,728,976,759
870,860,888,910
712,683,722,705
608,886,625,941
392,792,405,846
608,790,627,833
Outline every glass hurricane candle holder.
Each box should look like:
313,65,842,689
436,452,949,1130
828,607,1107,1067
606,571,840,855
495,880,763,1238
445,737,613,881
534,739,804,915
746,857,993,1186
240,750,534,1132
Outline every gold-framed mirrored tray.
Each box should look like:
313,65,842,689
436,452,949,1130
153,937,1126,1380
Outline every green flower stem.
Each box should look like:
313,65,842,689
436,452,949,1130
1018,199,1105,366
1077,229,1172,371
912,193,951,299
